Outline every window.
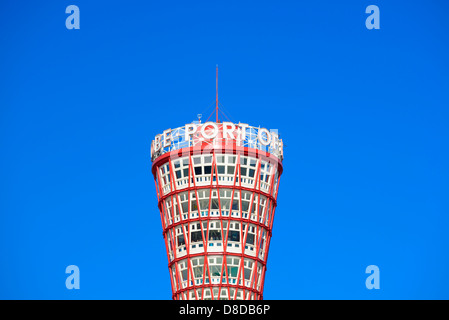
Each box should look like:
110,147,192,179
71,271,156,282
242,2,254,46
208,221,222,241
177,234,185,246
198,190,210,212
176,226,186,249
211,198,219,210
192,257,204,282
190,198,198,212
159,163,171,189
178,192,188,214
208,256,223,279
191,231,202,243
191,223,203,243
250,194,258,217
238,156,258,184
244,268,251,281
246,233,254,245
181,201,188,213
228,222,240,243
164,200,173,222
171,267,178,291
210,265,221,277
209,230,222,241
244,259,254,281
232,200,239,211
172,157,190,181
178,261,188,283
200,199,209,211
228,230,240,242
241,191,251,213
226,257,240,281
204,156,212,164
181,269,188,282
259,160,274,188
221,198,230,210
245,225,256,246
258,196,267,222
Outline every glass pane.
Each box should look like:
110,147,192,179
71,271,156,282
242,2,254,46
177,235,185,246
242,200,249,212
221,199,230,210
244,268,251,280
204,156,212,164
246,233,255,245
200,199,209,211
228,230,240,242
210,265,221,277
249,159,257,167
194,266,203,278
227,266,238,278
191,231,202,243
208,230,222,241
211,199,219,209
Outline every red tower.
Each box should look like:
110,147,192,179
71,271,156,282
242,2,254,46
151,119,283,300
151,71,283,299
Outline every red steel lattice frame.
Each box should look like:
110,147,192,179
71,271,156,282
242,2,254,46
152,143,283,300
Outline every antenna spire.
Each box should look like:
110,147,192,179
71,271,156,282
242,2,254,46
216,65,219,123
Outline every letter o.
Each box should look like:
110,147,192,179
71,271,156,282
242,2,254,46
201,122,219,139
258,128,271,146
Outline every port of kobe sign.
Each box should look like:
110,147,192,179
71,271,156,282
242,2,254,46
151,121,283,161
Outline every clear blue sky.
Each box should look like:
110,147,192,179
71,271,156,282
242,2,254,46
1,0,448,299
